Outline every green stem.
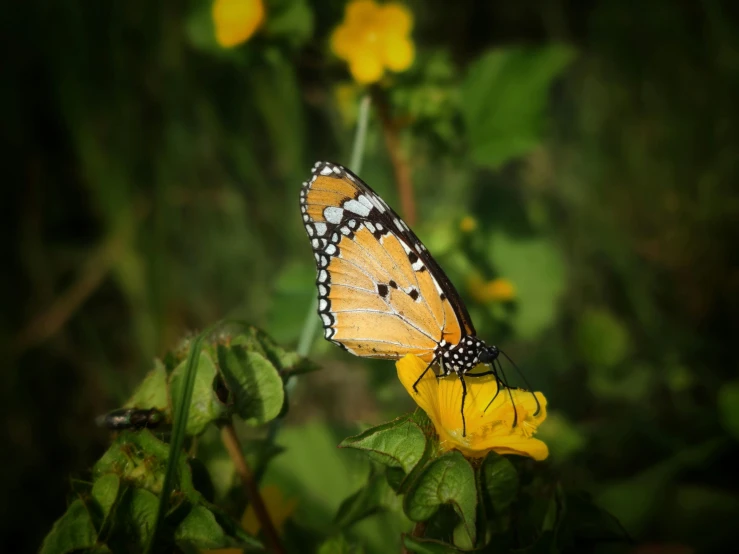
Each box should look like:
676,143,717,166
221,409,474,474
146,322,219,554
296,94,371,357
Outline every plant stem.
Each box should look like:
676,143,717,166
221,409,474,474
221,422,285,554
13,220,132,355
296,93,372,357
371,87,416,225
402,521,428,553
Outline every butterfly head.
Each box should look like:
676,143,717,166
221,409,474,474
478,345,500,365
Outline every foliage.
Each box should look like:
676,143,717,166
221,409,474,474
5,1,739,553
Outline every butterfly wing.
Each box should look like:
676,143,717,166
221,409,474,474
299,161,475,363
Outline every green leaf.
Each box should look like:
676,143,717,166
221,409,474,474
229,324,319,380
123,488,160,550
174,505,228,549
402,534,461,554
264,0,315,48
217,345,285,424
124,359,169,412
558,492,629,548
461,45,576,169
598,439,724,535
93,430,202,505
39,499,98,554
169,351,227,435
318,534,367,554
481,452,519,513
718,380,739,440
575,308,631,368
339,415,427,474
334,472,395,529
404,451,477,548
487,232,566,339
93,431,167,495
91,473,121,523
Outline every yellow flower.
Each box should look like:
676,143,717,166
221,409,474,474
212,0,265,48
396,355,548,460
330,0,415,84
468,275,516,303
459,216,478,233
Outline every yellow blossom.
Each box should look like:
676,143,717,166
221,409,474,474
397,355,548,460
459,216,478,233
330,0,415,84
468,275,516,303
212,0,265,48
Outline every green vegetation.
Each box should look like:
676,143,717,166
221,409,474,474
4,1,739,552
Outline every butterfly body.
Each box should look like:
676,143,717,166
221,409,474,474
300,161,514,434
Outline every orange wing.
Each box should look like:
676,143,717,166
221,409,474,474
299,161,472,362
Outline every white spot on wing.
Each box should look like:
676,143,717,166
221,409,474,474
357,195,373,210
365,222,376,233
318,270,328,282
325,244,337,255
319,298,328,310
369,195,386,213
320,165,333,175
321,314,331,325
314,222,327,236
324,207,344,224
343,199,370,217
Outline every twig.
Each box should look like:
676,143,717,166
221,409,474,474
13,221,132,355
371,86,416,226
402,521,428,553
221,422,285,554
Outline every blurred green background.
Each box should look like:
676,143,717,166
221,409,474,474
4,0,739,552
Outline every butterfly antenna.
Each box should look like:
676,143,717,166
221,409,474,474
500,350,541,417
494,358,518,428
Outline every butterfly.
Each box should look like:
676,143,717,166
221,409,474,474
299,161,536,435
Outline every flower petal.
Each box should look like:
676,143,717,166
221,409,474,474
346,0,380,27
397,355,443,423
212,0,265,48
397,355,549,461
382,35,414,72
348,49,385,84
330,24,356,60
380,3,413,36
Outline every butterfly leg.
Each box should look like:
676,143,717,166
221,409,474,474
412,353,440,393
459,372,468,437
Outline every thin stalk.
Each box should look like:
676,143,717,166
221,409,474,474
221,422,284,554
371,86,416,225
296,94,371,357
147,323,218,554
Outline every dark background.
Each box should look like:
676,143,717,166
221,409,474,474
3,0,739,552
